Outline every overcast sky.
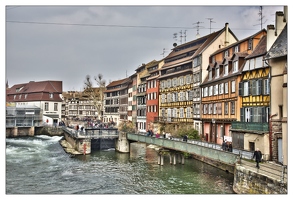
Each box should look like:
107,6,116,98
4,2,286,91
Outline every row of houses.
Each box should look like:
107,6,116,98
6,7,287,165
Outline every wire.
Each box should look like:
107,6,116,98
6,20,260,31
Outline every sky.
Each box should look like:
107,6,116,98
3,2,287,92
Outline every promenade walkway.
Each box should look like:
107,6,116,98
239,159,287,184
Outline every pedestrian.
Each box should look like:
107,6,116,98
183,135,188,142
163,132,166,138
252,148,262,169
222,140,227,151
156,132,160,138
228,142,233,152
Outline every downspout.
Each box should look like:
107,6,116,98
265,58,277,160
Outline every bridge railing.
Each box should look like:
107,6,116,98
132,132,253,160
62,126,119,139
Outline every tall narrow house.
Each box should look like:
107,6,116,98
158,23,238,135
201,29,267,146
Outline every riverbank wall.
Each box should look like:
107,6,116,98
6,126,64,137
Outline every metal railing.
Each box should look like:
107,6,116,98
62,126,119,139
135,131,254,159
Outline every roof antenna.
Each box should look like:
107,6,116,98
254,6,267,30
193,21,204,38
206,18,216,33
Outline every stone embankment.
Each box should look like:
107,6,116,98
59,138,82,155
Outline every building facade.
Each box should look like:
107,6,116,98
201,29,267,146
6,80,63,126
265,10,287,164
103,77,132,127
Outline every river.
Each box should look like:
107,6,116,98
5,135,235,195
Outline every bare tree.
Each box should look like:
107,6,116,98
83,74,106,121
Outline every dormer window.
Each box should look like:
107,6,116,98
49,93,53,98
224,64,228,76
216,67,220,78
234,45,239,53
209,70,212,80
224,50,229,57
233,60,238,73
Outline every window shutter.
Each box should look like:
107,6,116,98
239,82,243,96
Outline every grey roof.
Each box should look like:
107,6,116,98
265,24,287,59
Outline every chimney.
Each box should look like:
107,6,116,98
266,24,275,51
275,11,284,36
225,23,229,46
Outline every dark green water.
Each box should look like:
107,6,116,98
6,135,235,194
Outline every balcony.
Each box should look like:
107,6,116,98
231,121,269,132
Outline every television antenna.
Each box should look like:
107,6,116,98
193,21,204,38
253,6,267,30
206,18,216,33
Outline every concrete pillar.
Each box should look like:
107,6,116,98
181,154,185,165
160,155,164,166
116,132,129,153
169,154,173,164
173,153,177,165
158,154,161,165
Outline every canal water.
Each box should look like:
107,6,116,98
6,135,235,194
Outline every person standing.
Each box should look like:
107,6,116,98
222,140,227,151
252,148,262,169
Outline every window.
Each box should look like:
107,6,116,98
224,102,228,114
233,60,238,72
209,86,213,96
179,92,184,101
172,78,177,87
203,104,208,114
231,80,235,93
173,108,177,118
217,103,222,114
213,103,217,114
167,79,171,88
214,84,218,95
187,107,191,118
179,77,184,86
209,70,212,80
45,102,49,111
215,67,219,78
263,79,270,95
161,94,165,103
219,83,224,94
194,73,200,82
241,107,268,123
167,93,171,102
224,64,228,76
209,104,213,114
179,108,184,118
49,93,53,98
234,45,239,53
186,75,191,84
243,81,249,96
230,101,235,114
225,82,229,94
54,103,58,111
204,87,208,97
195,88,200,98
194,104,200,115
224,50,229,57
187,90,193,100
251,79,262,95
